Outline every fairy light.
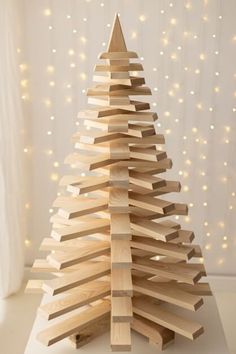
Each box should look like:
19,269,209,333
139,15,146,22
44,8,51,16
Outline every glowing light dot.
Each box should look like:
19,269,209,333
192,127,198,133
232,192,236,197
225,126,231,132
68,49,75,56
214,86,220,92
195,69,200,74
189,203,194,207
52,49,56,53
25,203,30,209
73,29,77,34
183,186,189,192
190,90,195,95
50,173,59,181
215,71,220,76
205,244,211,250
183,136,187,140
164,111,170,117
200,53,206,60
210,124,214,130
179,171,183,176
47,65,55,73
206,232,211,237
23,147,28,153
131,31,137,39
202,185,208,191
203,202,208,207
139,15,146,22
49,208,53,214
153,67,157,72
160,10,165,14
25,239,31,246
49,81,55,87
44,8,51,16
47,131,52,135
67,14,71,19
170,18,177,25
80,73,87,80
50,116,55,120
80,36,87,43
83,18,87,22
178,98,184,103
185,159,192,165
154,87,158,91
53,161,59,168
48,25,53,30
218,259,224,265
200,258,204,264
222,243,228,249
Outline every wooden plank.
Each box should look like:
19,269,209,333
148,181,181,196
37,300,111,346
109,142,130,159
43,261,110,295
111,240,132,268
132,257,202,284
111,268,133,296
170,230,195,244
130,147,166,161
47,241,110,270
40,238,104,252
64,152,114,170
99,51,138,59
66,176,109,194
58,199,108,219
39,280,110,320
177,282,212,296
131,235,194,260
87,86,151,97
132,297,204,340
78,111,157,122
110,214,131,240
131,219,178,242
132,277,203,311
111,297,133,322
74,131,165,145
125,124,155,138
131,314,175,350
129,192,175,214
95,63,143,72
110,321,131,351
84,118,128,133
129,171,166,190
110,165,129,187
109,187,129,213
51,218,110,242
25,280,43,294
69,316,110,349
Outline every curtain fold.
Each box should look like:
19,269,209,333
0,0,25,298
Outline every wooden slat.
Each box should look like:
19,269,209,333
131,235,194,260
64,152,114,170
132,277,203,311
40,238,104,252
111,321,131,351
109,187,129,213
131,219,178,242
109,142,130,159
130,147,166,161
43,261,110,295
133,297,204,340
131,314,175,349
51,219,110,242
129,192,174,214
111,240,132,268
58,199,108,219
111,296,133,322
129,171,166,190
66,176,109,194
25,280,43,294
111,268,133,296
110,165,129,187
99,51,138,59
110,214,131,240
37,300,111,346
132,257,202,284
95,63,143,72
47,241,110,270
39,280,110,320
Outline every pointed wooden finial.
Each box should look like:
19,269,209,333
107,14,127,52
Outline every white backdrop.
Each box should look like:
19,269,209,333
19,0,236,275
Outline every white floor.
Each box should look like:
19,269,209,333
0,277,236,354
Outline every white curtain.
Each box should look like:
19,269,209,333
0,0,25,298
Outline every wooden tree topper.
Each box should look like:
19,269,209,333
26,14,212,352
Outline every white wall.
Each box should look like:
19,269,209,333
19,0,236,274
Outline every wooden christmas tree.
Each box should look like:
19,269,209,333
26,14,212,351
